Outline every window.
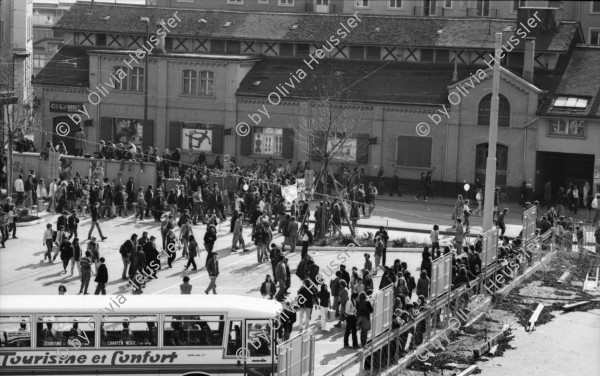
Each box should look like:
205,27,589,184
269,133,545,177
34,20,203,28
227,0,243,4
476,0,490,16
444,0,452,8
36,316,95,348
199,71,215,96
296,44,309,56
33,55,46,69
389,0,402,8
113,66,128,91
182,69,198,95
589,29,600,45
279,43,294,56
211,40,225,53
258,0,269,3
396,136,432,168
96,33,107,46
478,93,510,127
592,0,600,13
227,40,241,54
349,46,365,59
316,0,329,5
355,0,369,8
549,119,585,137
436,49,450,62
424,0,437,15
278,0,294,6
420,49,434,62
226,321,243,356
246,320,272,357
100,316,158,347
1,316,31,348
552,96,588,109
130,67,145,92
475,143,508,186
163,315,225,347
366,46,380,60
253,127,283,156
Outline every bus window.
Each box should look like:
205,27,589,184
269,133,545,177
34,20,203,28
100,315,158,347
163,315,225,347
0,316,31,348
226,320,242,356
36,316,95,348
247,320,271,357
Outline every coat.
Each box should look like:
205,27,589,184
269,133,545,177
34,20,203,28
207,258,219,277
287,220,299,238
95,264,108,283
260,281,276,297
275,261,287,282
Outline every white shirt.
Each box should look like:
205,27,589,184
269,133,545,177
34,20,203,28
344,300,356,316
430,230,439,243
14,179,24,193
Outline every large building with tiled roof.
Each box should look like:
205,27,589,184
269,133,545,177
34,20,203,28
32,1,599,198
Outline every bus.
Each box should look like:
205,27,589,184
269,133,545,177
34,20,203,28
0,295,281,376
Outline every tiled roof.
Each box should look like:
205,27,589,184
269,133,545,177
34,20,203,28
538,45,600,118
32,45,91,87
54,3,578,52
237,58,490,105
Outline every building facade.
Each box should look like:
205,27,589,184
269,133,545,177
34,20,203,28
32,2,598,199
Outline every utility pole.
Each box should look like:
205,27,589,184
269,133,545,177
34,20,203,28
1,93,18,197
141,17,150,147
482,32,503,232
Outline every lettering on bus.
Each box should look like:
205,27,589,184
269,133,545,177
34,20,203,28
0,350,179,367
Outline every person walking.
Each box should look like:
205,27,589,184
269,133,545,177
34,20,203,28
356,291,373,347
205,254,219,294
71,237,82,276
42,223,54,262
374,226,389,267
180,276,192,294
184,235,198,271
59,238,73,274
165,229,177,268
88,202,107,241
94,257,108,295
274,256,287,302
179,219,193,259
300,224,313,259
473,189,483,217
232,213,245,252
204,225,217,266
343,293,359,348
87,237,100,275
318,284,331,331
79,251,93,295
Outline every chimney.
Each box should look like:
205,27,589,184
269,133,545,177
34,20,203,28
156,20,166,53
523,37,535,83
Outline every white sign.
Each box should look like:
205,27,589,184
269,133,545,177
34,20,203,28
281,184,298,203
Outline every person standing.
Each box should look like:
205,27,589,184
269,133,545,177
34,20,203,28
318,284,331,331
274,256,287,302
343,293,359,348
165,229,177,268
260,275,276,299
143,236,160,278
463,199,471,233
454,218,464,248
14,175,25,208
416,270,430,299
297,279,314,332
204,225,217,266
374,226,389,267
136,188,146,220
205,254,219,294
356,292,373,347
180,276,192,294
430,225,440,256
88,202,107,241
68,211,79,240
94,257,108,295
287,216,299,253
330,271,341,317
389,171,402,197
300,224,313,259
179,219,193,259
473,189,483,217
87,237,100,275
74,127,87,157
497,208,508,236
79,251,93,295
414,173,428,201
120,234,137,279
4,198,17,239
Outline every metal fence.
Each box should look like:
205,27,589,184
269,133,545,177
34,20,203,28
277,329,314,376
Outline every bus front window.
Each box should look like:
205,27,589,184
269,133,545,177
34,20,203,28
247,320,271,357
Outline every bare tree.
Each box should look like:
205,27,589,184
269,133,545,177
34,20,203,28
295,67,370,239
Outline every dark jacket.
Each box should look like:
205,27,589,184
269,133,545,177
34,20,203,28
95,264,108,283
260,281,276,297
60,241,73,261
207,258,219,277
298,286,313,308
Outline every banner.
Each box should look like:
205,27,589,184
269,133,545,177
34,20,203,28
281,184,298,203
181,128,212,152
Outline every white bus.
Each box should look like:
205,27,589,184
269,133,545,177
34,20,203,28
0,295,281,376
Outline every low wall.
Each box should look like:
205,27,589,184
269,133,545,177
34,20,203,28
11,152,157,190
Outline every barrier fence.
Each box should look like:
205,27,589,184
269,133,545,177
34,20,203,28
277,329,314,376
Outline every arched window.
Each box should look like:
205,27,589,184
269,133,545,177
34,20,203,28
478,94,510,127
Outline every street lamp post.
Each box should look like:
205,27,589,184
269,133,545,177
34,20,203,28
482,33,503,232
141,17,150,147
